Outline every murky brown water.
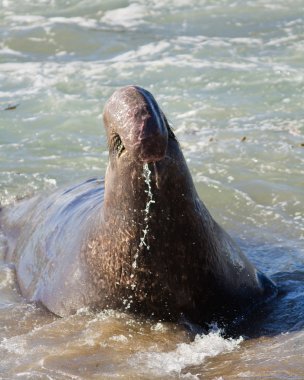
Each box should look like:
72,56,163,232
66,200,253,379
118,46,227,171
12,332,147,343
1,266,304,380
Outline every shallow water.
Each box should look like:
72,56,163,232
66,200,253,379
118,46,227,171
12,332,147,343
0,0,304,379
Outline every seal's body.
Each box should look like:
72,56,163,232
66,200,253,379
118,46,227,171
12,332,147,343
1,86,276,324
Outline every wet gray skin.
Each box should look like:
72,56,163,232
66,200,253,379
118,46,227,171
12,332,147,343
0,86,277,326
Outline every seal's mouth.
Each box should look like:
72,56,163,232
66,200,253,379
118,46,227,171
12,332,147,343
136,135,167,163
145,156,175,189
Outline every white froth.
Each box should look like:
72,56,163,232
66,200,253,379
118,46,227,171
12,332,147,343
101,4,148,28
130,330,243,377
0,267,15,290
1,337,26,356
112,41,171,62
110,335,128,343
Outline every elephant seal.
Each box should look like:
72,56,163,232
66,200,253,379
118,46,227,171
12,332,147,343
0,86,277,325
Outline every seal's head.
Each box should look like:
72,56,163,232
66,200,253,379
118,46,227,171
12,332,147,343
103,86,171,164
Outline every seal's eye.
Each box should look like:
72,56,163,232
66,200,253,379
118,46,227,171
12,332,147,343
112,134,125,157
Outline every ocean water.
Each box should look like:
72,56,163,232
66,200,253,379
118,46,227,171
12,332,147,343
0,0,304,379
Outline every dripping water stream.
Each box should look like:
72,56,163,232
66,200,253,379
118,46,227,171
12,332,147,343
123,163,155,309
132,163,155,271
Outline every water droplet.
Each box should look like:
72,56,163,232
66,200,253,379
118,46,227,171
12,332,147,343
131,163,155,287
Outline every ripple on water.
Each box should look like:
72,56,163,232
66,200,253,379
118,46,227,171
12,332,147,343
1,0,304,378
0,308,194,379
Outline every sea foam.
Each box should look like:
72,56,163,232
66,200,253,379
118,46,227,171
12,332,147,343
130,329,243,378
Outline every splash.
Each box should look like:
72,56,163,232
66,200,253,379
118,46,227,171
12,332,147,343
132,163,155,270
130,329,243,378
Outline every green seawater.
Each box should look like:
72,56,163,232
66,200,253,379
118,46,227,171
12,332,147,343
0,1,303,378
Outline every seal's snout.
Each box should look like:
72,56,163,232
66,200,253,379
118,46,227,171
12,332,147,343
138,134,167,163
104,85,168,163
137,110,168,163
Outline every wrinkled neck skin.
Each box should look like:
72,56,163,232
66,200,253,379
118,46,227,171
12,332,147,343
104,139,202,223
87,138,217,322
